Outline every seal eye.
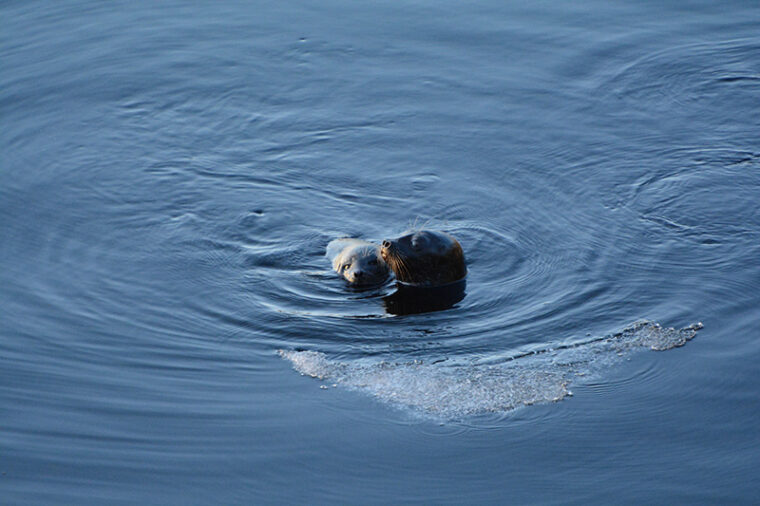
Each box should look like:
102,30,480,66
342,264,350,271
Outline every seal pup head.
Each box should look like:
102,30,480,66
380,230,466,286
328,239,389,286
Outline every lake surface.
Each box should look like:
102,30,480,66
2,1,759,504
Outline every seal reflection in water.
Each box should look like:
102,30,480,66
380,230,467,315
326,238,389,286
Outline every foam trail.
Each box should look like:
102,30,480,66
279,321,702,418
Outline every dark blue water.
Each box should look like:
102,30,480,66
2,1,759,503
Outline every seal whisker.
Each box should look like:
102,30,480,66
390,255,409,282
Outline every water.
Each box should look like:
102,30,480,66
2,1,759,503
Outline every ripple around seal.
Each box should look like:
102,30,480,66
279,321,702,420
447,219,590,331
3,2,760,503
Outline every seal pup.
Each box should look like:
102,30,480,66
326,238,389,286
380,230,466,287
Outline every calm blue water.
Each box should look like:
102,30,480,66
2,1,759,504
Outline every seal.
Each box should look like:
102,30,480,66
380,230,466,286
326,238,389,286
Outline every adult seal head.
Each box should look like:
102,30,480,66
326,238,389,286
380,230,466,286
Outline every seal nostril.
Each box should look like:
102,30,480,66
382,240,391,248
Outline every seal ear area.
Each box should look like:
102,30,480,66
410,232,430,251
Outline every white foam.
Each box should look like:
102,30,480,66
279,321,702,418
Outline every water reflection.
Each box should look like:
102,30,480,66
383,279,467,315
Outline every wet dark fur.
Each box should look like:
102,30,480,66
380,230,466,286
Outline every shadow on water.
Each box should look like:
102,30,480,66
383,279,467,316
